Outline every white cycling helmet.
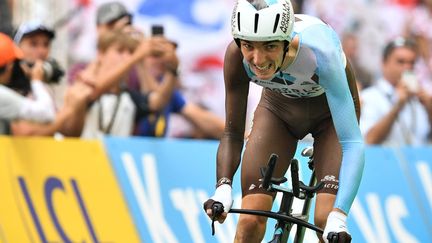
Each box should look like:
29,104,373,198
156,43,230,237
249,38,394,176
231,0,295,42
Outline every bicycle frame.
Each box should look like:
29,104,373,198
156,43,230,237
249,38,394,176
228,148,323,243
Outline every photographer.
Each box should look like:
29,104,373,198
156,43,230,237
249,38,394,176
9,21,66,136
0,32,56,133
14,20,64,88
360,37,432,145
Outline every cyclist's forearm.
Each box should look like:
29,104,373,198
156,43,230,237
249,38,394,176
334,141,365,214
216,132,245,182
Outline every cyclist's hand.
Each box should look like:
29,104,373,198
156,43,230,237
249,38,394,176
326,232,352,243
203,184,233,223
323,211,351,243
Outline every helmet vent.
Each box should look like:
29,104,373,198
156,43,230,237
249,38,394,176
254,13,259,33
273,14,280,33
237,12,241,32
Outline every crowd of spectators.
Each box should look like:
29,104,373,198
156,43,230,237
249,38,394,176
0,1,224,140
1,0,431,146
360,37,432,145
304,0,432,145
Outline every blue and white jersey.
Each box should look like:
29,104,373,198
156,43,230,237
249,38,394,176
243,14,365,214
243,14,346,98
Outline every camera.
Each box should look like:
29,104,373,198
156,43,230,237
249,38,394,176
401,70,419,93
151,25,164,36
41,58,65,84
6,59,65,95
21,58,65,84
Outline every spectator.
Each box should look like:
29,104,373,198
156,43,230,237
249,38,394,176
0,33,55,125
96,1,132,37
360,37,432,145
9,21,68,136
68,1,135,87
70,1,224,139
135,40,225,139
76,29,178,139
10,28,173,137
14,21,55,61
0,32,86,136
10,82,93,136
13,20,64,94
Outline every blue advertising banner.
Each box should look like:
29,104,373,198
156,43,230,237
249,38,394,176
104,137,319,243
105,137,226,243
399,147,432,236
104,137,432,243
348,147,431,243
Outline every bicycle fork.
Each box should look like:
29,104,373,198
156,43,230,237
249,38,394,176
269,171,318,243
269,191,295,243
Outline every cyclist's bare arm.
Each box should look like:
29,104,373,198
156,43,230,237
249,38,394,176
216,41,251,182
204,42,251,222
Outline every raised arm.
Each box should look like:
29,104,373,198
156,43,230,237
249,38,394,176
11,82,92,136
141,40,179,110
146,72,178,111
0,80,54,123
85,37,169,99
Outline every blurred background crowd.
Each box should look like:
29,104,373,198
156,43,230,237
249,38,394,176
0,0,431,146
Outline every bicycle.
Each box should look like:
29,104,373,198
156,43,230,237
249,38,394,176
209,147,351,243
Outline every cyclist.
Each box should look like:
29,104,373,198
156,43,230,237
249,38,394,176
203,0,364,242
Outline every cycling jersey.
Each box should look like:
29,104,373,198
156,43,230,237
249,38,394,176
242,14,365,214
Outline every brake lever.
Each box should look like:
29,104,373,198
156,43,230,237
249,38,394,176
211,202,224,235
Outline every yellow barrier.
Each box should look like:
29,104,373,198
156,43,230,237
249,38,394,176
0,136,139,243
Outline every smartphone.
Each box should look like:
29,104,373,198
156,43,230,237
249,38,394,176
151,25,164,36
401,70,419,92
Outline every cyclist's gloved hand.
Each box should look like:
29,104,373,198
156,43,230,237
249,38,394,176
323,211,351,243
203,184,233,223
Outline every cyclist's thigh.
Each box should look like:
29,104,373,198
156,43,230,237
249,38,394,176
312,117,341,195
311,118,341,230
241,104,297,197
